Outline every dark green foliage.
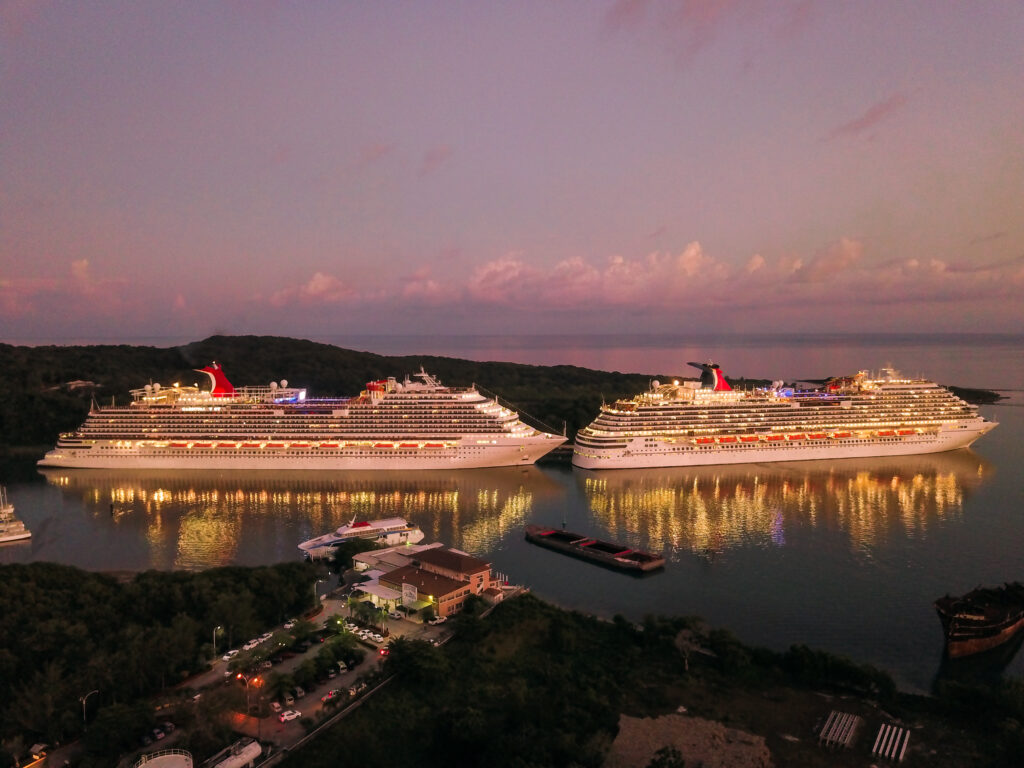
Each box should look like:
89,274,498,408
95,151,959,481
0,561,315,744
780,644,896,700
646,745,686,768
932,679,1024,765
329,538,382,571
283,594,655,768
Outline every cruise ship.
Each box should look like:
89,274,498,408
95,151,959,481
298,517,425,559
38,363,566,470
572,362,997,470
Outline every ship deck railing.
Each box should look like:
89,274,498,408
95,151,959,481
475,384,566,437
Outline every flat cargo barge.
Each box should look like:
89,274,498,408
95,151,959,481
524,525,664,573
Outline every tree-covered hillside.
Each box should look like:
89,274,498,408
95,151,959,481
0,336,685,450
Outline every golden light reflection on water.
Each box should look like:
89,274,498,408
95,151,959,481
578,451,991,559
39,467,559,570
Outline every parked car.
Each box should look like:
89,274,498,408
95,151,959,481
259,632,273,642
321,689,342,703
152,727,165,741
327,668,337,679
388,611,403,620
283,693,294,705
221,649,239,662
278,709,301,722
284,619,296,629
378,647,390,657
428,616,447,625
161,721,176,733
293,686,306,698
259,660,273,669
337,660,348,671
243,639,259,650
270,701,282,713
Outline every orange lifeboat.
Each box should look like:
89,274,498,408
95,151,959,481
694,437,714,445
717,436,737,444
765,435,784,442
193,442,212,448
786,434,806,441
170,442,188,448
832,432,851,439
740,436,760,443
290,442,310,448
424,442,444,448
319,442,339,448
807,433,826,440
898,429,915,436
878,430,895,437
400,443,419,448
374,442,394,449
265,443,284,448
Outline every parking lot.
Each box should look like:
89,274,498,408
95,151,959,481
202,594,449,748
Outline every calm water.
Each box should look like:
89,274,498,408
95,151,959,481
2,335,1023,692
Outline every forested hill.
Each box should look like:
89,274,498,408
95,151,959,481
0,336,996,453
0,335,683,450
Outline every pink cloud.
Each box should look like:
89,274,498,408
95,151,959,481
356,142,396,168
826,92,909,140
605,1,772,67
790,237,863,282
419,145,453,177
0,0,47,40
269,272,354,307
400,268,457,304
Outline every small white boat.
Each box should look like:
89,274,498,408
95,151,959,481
298,516,424,559
0,486,31,544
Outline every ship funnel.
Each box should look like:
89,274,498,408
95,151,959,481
686,362,732,391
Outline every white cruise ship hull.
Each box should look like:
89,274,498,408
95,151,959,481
39,437,564,471
572,421,994,470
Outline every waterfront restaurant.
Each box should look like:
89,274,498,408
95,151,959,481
379,565,473,618
411,547,494,595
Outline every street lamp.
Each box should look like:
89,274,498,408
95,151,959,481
314,579,325,605
213,625,222,657
79,689,98,730
235,673,264,739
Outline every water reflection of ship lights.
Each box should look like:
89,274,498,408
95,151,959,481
39,467,559,571
577,451,990,559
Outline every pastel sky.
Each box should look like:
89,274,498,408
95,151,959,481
3,0,1023,341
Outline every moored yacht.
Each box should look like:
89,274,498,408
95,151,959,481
0,487,31,544
298,517,425,559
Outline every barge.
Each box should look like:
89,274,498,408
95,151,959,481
935,582,1024,658
524,524,664,573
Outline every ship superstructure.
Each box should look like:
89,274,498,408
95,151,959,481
572,362,997,470
39,363,565,470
